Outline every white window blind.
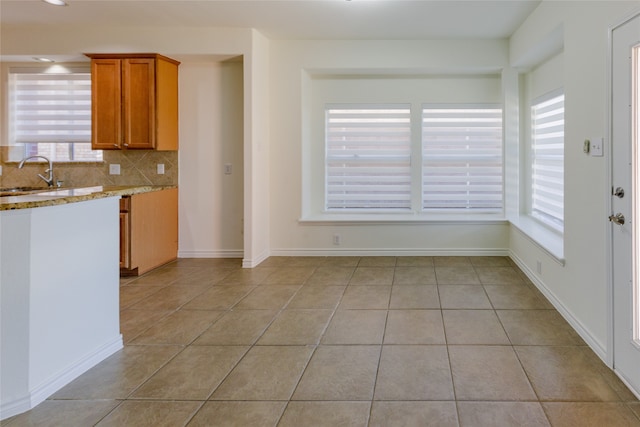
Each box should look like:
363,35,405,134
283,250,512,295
531,92,564,231
325,105,411,210
9,69,101,162
422,106,503,211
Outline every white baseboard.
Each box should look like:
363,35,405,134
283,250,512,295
269,248,510,257
614,368,640,400
509,251,608,362
242,249,270,268
178,250,243,258
0,335,123,421
177,248,512,265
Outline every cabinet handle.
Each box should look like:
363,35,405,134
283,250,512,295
123,143,129,147
113,144,119,148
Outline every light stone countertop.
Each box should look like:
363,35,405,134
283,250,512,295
0,185,177,211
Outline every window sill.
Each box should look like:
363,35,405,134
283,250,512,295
299,212,508,225
508,214,565,265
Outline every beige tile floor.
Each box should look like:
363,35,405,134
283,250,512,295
4,256,640,427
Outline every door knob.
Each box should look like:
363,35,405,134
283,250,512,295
609,213,625,225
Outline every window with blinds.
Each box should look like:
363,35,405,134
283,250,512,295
422,105,503,211
325,105,412,210
9,68,101,162
531,91,564,231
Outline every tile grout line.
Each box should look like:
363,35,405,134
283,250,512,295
18,257,639,425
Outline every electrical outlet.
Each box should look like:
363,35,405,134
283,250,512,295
109,164,120,175
0,165,3,176
157,164,165,174
536,260,542,275
224,164,233,175
333,234,341,245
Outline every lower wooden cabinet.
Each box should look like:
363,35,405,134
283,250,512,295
120,188,178,276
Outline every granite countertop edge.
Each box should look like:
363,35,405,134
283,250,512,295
0,185,177,211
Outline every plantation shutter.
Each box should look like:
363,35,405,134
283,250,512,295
531,92,564,230
325,105,412,210
422,105,503,211
11,70,92,144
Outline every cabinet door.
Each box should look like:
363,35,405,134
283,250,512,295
155,57,179,150
130,188,178,274
91,59,122,150
122,58,155,149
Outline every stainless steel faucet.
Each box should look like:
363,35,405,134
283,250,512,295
18,155,54,187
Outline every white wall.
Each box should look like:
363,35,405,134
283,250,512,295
527,52,564,101
178,58,244,258
509,1,640,361
269,39,511,255
1,197,122,418
242,29,271,267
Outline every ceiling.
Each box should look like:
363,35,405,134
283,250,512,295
0,0,541,40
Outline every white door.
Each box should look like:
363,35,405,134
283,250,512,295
611,11,640,397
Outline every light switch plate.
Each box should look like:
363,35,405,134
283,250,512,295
590,137,604,157
109,164,121,175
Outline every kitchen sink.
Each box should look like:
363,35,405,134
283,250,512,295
0,187,51,197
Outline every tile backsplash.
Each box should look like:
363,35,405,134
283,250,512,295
0,148,178,188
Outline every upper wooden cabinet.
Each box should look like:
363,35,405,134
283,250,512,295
86,53,180,150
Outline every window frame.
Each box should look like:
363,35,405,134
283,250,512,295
6,65,102,163
324,103,412,212
318,102,506,220
529,89,565,233
421,103,504,214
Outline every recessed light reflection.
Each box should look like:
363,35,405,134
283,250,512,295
42,0,68,6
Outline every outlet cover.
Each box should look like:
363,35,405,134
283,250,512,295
157,164,165,174
590,137,604,157
109,164,121,175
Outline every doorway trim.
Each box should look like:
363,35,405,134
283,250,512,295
607,6,640,374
